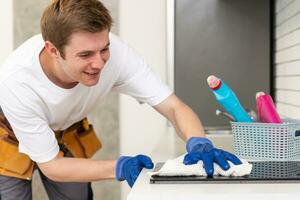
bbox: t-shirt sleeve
[112,41,173,106]
[0,83,59,163]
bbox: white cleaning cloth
[149,155,252,177]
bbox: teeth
[86,72,98,75]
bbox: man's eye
[79,54,90,58]
[101,48,109,52]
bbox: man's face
[58,30,110,87]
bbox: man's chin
[82,79,100,87]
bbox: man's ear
[44,41,61,58]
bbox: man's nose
[91,52,105,69]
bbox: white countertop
[127,128,300,200]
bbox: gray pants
[0,170,93,200]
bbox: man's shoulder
[9,34,43,57]
[109,32,130,55]
[0,34,44,82]
[1,34,43,68]
[108,32,142,68]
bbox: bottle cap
[256,91,265,99]
[207,75,221,90]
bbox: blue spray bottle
[207,75,253,122]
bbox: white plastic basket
[230,120,300,161]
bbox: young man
[0,0,241,199]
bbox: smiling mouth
[84,71,100,76]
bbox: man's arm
[38,153,153,188]
[154,93,242,176]
[153,93,206,141]
[38,154,116,182]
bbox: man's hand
[183,137,242,176]
[116,154,153,187]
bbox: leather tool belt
[0,114,102,180]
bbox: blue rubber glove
[116,154,154,187]
[183,137,242,176]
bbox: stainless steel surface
[205,126,232,134]
[215,109,235,122]
[205,129,232,135]
[175,128,234,154]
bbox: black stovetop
[150,161,300,184]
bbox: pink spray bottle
[256,92,282,124]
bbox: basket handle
[295,130,300,137]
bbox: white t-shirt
[0,33,172,163]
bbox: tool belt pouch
[0,135,34,180]
[77,124,102,158]
[60,120,102,158]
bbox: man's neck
[39,48,77,89]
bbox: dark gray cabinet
[175,0,272,128]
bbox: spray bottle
[256,92,282,123]
[207,75,253,122]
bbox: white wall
[119,0,168,155]
[0,1,13,64]
[275,0,300,118]
[118,0,169,199]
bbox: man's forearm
[154,94,206,141]
[38,157,116,182]
[172,102,206,141]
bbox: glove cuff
[186,137,213,153]
[116,156,131,181]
